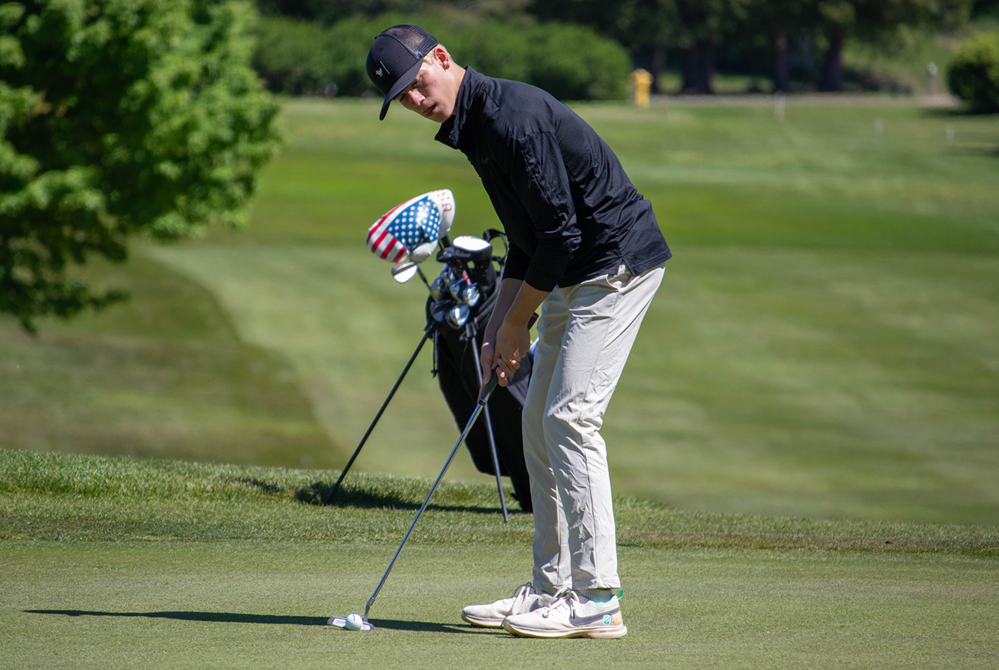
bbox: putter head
[327,614,375,631]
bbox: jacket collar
[435,67,481,150]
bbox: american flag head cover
[367,190,455,263]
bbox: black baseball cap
[367,25,439,120]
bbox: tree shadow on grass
[231,477,529,516]
[25,610,496,635]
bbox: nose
[406,89,425,107]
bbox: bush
[948,32,999,113]
[253,17,333,95]
[251,15,632,102]
[445,20,532,84]
[527,22,630,101]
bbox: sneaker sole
[461,613,505,628]
[502,620,628,639]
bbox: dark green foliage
[972,0,999,17]
[0,0,280,332]
[251,16,332,94]
[948,31,999,111]
[252,14,630,101]
[525,22,631,100]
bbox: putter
[329,314,537,629]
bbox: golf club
[328,313,537,630]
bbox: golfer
[367,24,671,639]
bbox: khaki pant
[524,263,665,593]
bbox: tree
[673,0,750,94]
[615,0,679,93]
[0,0,280,333]
[742,0,818,92]
[815,0,972,91]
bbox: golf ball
[345,613,364,630]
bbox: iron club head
[390,262,419,284]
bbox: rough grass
[2,450,995,557]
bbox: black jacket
[435,68,671,292]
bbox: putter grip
[477,313,538,405]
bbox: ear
[432,46,451,70]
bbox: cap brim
[379,59,423,120]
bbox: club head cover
[366,189,455,264]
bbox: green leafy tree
[948,31,999,112]
[0,0,280,333]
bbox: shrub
[251,15,632,102]
[948,32,999,113]
[446,20,532,84]
[527,22,631,101]
[253,17,333,95]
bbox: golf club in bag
[323,191,533,517]
[329,315,537,631]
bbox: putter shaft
[362,314,536,623]
[364,375,499,622]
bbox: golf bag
[325,192,533,515]
[429,233,534,512]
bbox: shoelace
[507,583,536,611]
[542,588,579,619]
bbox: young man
[367,25,671,639]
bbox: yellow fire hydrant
[629,68,652,108]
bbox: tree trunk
[773,31,789,93]
[682,43,700,93]
[818,25,845,92]
[682,40,715,94]
[650,43,666,94]
[698,38,716,94]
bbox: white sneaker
[502,589,627,639]
[461,583,556,628]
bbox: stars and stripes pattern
[367,193,443,263]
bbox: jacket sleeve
[502,242,531,283]
[504,130,580,292]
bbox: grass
[2,450,997,669]
[0,255,336,469]
[3,97,999,527]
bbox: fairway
[3,96,998,525]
